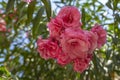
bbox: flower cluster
[37,6,107,73]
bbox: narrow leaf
[81,8,85,28]
[106,1,112,9]
[27,0,36,24]
[41,0,51,21]
[6,0,15,13]
[32,6,44,38]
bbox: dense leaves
[0,0,120,80]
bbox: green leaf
[97,6,103,12]
[6,0,15,13]
[76,0,80,7]
[0,66,10,76]
[106,1,112,9]
[115,14,120,22]
[113,0,119,10]
[61,0,64,3]
[32,6,44,38]
[27,0,36,24]
[41,0,51,21]
[81,8,85,28]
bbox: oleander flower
[57,6,82,28]
[91,24,107,48]
[0,18,6,32]
[73,54,93,73]
[60,28,89,59]
[85,31,98,53]
[57,52,72,66]
[37,37,61,60]
[73,58,89,73]
[47,17,64,39]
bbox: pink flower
[73,54,92,73]
[0,18,6,32]
[23,0,33,3]
[60,28,89,59]
[91,24,107,48]
[73,58,88,73]
[37,37,61,60]
[47,17,64,39]
[57,52,71,66]
[47,6,82,40]
[57,6,82,28]
[85,31,98,53]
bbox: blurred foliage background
[0,0,120,80]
